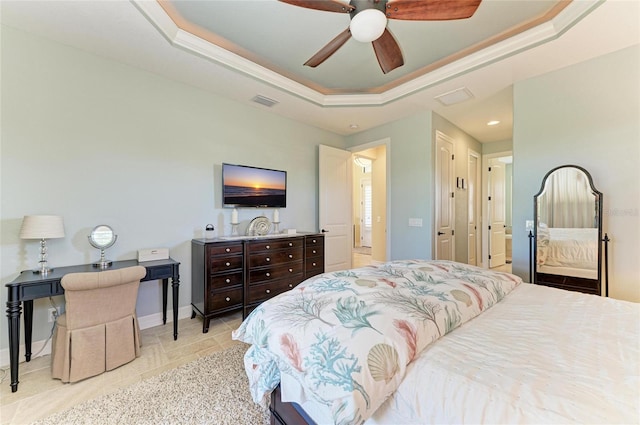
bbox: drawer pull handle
[225,248,230,253]
[312,250,317,254]
[288,254,293,259]
[312,262,317,266]
[288,242,293,246]
[266,289,271,294]
[266,245,270,249]
[225,262,231,267]
[312,239,316,243]
[225,278,231,283]
[288,268,293,273]
[266,272,271,277]
[225,297,231,302]
[266,257,271,262]
[288,284,293,288]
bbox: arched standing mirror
[533,165,605,295]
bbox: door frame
[481,150,512,269]
[468,148,482,265]
[349,138,391,261]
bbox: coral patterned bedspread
[232,260,522,424]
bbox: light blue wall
[512,45,640,302]
[346,112,434,260]
[345,111,480,262]
[0,26,345,348]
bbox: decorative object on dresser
[19,214,66,275]
[246,216,272,236]
[530,165,609,295]
[191,233,324,332]
[205,224,215,239]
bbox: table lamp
[19,215,65,275]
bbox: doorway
[352,143,388,267]
[482,153,513,270]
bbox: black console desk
[5,258,180,393]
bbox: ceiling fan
[279,0,482,74]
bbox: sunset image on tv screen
[223,164,286,207]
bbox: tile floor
[0,311,243,425]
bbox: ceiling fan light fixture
[350,9,387,42]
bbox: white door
[319,145,352,272]
[468,150,481,265]
[435,132,455,261]
[360,178,372,247]
[488,158,506,267]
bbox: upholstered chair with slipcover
[51,265,146,383]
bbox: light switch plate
[408,218,423,227]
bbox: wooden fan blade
[372,28,404,74]
[386,0,482,21]
[278,0,354,13]
[304,28,352,68]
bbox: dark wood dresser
[191,233,324,331]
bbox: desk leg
[161,278,168,325]
[6,299,22,392]
[23,300,34,362]
[172,274,180,341]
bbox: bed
[232,260,639,425]
[536,226,599,279]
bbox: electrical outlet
[48,307,57,323]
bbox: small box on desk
[138,248,169,262]
[285,228,297,234]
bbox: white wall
[512,45,640,302]
[0,26,345,350]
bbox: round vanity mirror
[88,225,117,268]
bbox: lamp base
[33,267,53,275]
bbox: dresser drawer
[209,255,243,273]
[248,261,304,284]
[207,243,243,256]
[305,258,324,278]
[207,287,243,312]
[305,236,323,247]
[246,279,300,304]
[249,249,303,268]
[209,271,243,291]
[246,238,303,253]
[305,244,324,259]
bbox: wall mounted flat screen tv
[222,163,287,208]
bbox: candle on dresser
[231,208,238,224]
[273,209,279,223]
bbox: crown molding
[132,0,602,108]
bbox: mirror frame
[533,165,603,295]
[88,225,117,249]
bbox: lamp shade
[19,215,65,239]
[349,9,387,43]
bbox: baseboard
[0,305,194,368]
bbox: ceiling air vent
[251,95,279,108]
[434,87,474,106]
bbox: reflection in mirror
[533,165,603,295]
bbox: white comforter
[233,260,521,424]
[367,283,640,424]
